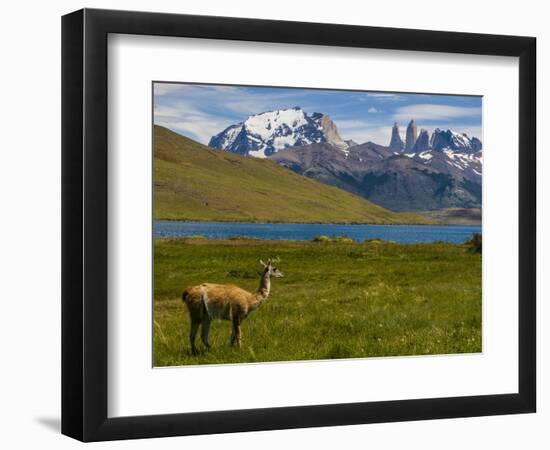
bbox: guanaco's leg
[189,320,200,354]
[231,316,242,347]
[200,316,211,349]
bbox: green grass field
[154,238,481,366]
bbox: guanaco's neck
[254,269,271,305]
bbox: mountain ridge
[154,125,430,224]
[270,139,482,211]
[206,109,482,212]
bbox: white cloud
[154,101,235,144]
[153,84,248,142]
[365,93,404,101]
[153,83,241,97]
[156,119,233,144]
[153,83,316,138]
[393,104,481,122]
[153,83,187,96]
[336,118,482,146]
[153,83,483,147]
[153,105,187,118]
[336,119,392,146]
[155,115,234,144]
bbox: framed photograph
[61,8,536,442]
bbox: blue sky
[153,82,482,146]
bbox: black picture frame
[61,8,536,442]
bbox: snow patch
[443,149,456,160]
[211,107,346,157]
[244,108,308,141]
[248,147,267,158]
[418,151,433,161]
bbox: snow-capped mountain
[209,110,483,211]
[429,128,482,152]
[208,107,348,157]
[400,128,483,182]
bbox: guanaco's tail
[182,286,210,318]
[182,289,190,303]
[198,285,211,318]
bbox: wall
[0,0,546,448]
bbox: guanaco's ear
[259,259,266,267]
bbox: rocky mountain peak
[430,128,481,152]
[320,114,348,150]
[412,129,430,152]
[471,137,483,151]
[389,122,404,151]
[405,119,418,151]
[209,107,348,157]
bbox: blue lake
[153,221,481,244]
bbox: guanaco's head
[259,258,284,278]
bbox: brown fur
[182,259,283,353]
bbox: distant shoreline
[153,218,480,227]
[152,236,473,245]
[415,207,482,226]
[153,221,481,245]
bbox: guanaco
[182,258,284,353]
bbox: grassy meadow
[153,238,481,366]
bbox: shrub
[365,238,383,244]
[331,236,354,244]
[228,235,258,241]
[466,233,482,253]
[312,235,330,243]
[312,235,354,244]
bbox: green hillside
[153,125,430,224]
